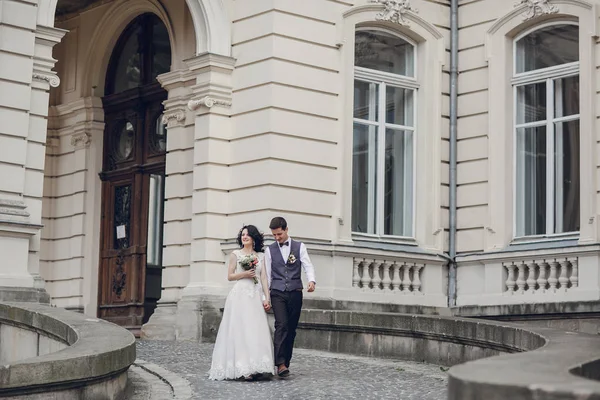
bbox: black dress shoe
[277,367,289,377]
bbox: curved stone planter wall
[296,309,600,400]
[0,302,136,399]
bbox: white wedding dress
[208,250,275,380]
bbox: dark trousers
[271,289,303,368]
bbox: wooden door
[98,13,170,334]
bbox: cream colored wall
[41,0,197,312]
[33,0,600,319]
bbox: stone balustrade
[504,257,578,294]
[352,258,425,294]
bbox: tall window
[514,24,580,238]
[352,30,416,237]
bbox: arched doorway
[98,13,171,334]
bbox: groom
[264,216,316,377]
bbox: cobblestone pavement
[136,340,448,400]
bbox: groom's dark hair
[269,216,287,230]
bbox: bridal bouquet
[239,254,259,284]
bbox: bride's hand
[262,300,271,312]
[242,269,256,280]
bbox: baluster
[360,260,372,290]
[516,262,527,294]
[381,262,392,291]
[352,259,361,288]
[412,264,423,294]
[548,260,559,292]
[391,263,402,291]
[526,262,537,294]
[570,258,579,288]
[558,259,570,292]
[536,261,548,293]
[505,263,516,293]
[402,264,412,293]
[372,260,382,290]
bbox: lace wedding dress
[208,250,275,380]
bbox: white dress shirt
[264,237,316,290]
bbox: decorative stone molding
[369,0,418,26]
[46,136,60,149]
[32,73,60,88]
[71,132,91,149]
[161,110,186,127]
[187,96,232,111]
[515,0,559,20]
[0,199,30,224]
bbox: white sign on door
[116,225,126,239]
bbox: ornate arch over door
[98,13,171,334]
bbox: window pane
[147,174,165,266]
[355,30,414,77]
[386,86,414,127]
[112,24,142,94]
[554,120,580,233]
[554,75,579,118]
[352,123,378,234]
[515,24,578,73]
[516,126,547,236]
[516,82,546,124]
[384,129,413,236]
[354,80,379,121]
[151,17,172,81]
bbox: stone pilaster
[142,69,195,340]
[0,0,65,302]
[174,53,235,341]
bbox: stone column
[175,53,235,341]
[142,69,195,340]
[0,0,65,302]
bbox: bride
[208,225,275,381]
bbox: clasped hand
[243,268,256,279]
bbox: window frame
[351,28,419,240]
[511,21,581,241]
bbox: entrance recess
[98,13,171,334]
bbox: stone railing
[456,245,599,307]
[0,302,135,399]
[352,258,425,294]
[504,256,578,294]
[295,309,600,400]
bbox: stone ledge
[0,302,135,398]
[296,309,600,400]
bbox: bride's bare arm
[259,258,270,303]
[227,252,254,281]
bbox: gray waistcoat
[270,240,302,291]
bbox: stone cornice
[157,69,196,89]
[184,52,236,73]
[49,97,103,118]
[35,25,68,45]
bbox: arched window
[352,29,416,237]
[105,13,171,95]
[513,23,580,237]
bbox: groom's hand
[263,300,271,312]
[307,281,315,292]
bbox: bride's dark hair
[236,225,265,253]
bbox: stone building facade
[0,0,598,339]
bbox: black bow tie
[279,241,289,247]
